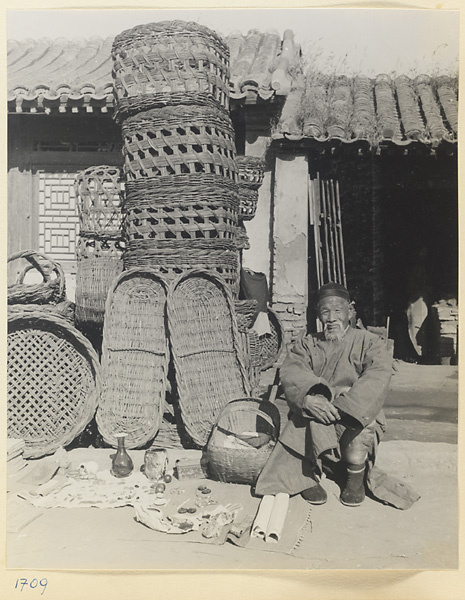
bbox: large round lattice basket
[7,312,101,458]
[206,398,280,484]
[8,250,66,306]
[112,20,230,120]
[74,165,124,235]
[122,105,237,181]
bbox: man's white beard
[324,323,344,341]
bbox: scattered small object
[174,457,208,480]
[155,483,166,494]
[153,497,169,507]
[198,485,207,491]
[201,488,211,495]
[110,433,134,478]
[178,507,188,514]
[143,447,169,481]
[187,507,197,514]
[163,473,172,483]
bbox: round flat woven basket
[123,174,239,242]
[112,20,230,118]
[8,312,100,458]
[74,165,124,236]
[8,301,75,325]
[206,398,280,485]
[97,269,170,448]
[122,105,237,181]
[75,235,124,328]
[167,269,251,447]
[8,250,66,306]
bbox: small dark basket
[8,250,66,306]
[206,397,280,485]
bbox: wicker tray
[75,235,124,328]
[123,238,240,295]
[206,398,280,484]
[8,250,66,305]
[122,106,237,181]
[75,165,124,236]
[167,269,251,447]
[7,312,100,458]
[97,269,170,448]
[123,174,239,242]
[112,20,230,118]
[8,301,75,325]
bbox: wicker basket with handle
[7,311,100,458]
[112,20,230,120]
[8,250,66,306]
[97,269,170,449]
[122,106,237,181]
[206,397,280,484]
[167,269,251,447]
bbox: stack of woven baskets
[112,20,240,295]
[74,165,125,331]
[236,155,266,252]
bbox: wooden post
[335,180,347,288]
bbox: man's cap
[317,282,350,303]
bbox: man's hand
[302,394,341,424]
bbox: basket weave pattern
[237,156,265,222]
[8,312,100,458]
[206,398,280,484]
[8,251,66,306]
[122,106,237,181]
[75,165,124,235]
[167,270,250,447]
[97,269,170,448]
[112,20,230,117]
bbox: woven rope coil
[123,239,240,294]
[206,398,280,484]
[8,311,100,458]
[167,269,251,447]
[74,165,124,235]
[8,250,66,305]
[122,106,237,181]
[97,269,170,449]
[112,20,230,117]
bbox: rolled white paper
[265,493,289,543]
[251,495,275,539]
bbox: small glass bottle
[111,433,134,478]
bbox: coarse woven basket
[97,269,170,448]
[8,301,75,325]
[74,165,124,236]
[8,250,66,306]
[112,20,230,120]
[206,398,280,484]
[123,238,240,295]
[234,299,258,332]
[7,311,100,459]
[123,174,239,242]
[121,106,237,181]
[75,235,124,328]
[167,269,251,447]
[258,308,285,370]
[238,186,259,221]
[236,156,266,187]
[235,222,250,249]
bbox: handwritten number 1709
[15,579,48,595]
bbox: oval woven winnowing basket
[123,239,240,296]
[123,174,239,243]
[8,250,66,305]
[74,165,124,236]
[112,20,230,119]
[121,106,237,182]
[167,269,251,447]
[206,398,280,485]
[259,308,285,371]
[97,269,170,449]
[7,312,100,459]
[75,235,124,328]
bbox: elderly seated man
[255,282,419,509]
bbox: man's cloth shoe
[340,463,366,507]
[301,483,327,505]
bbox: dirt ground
[7,363,459,570]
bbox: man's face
[318,296,350,341]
